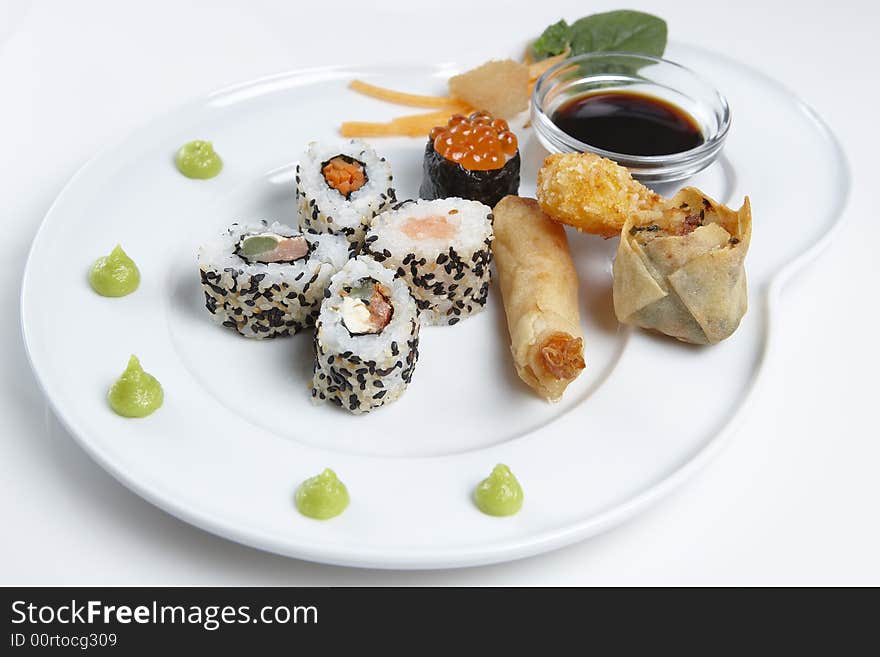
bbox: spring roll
[493,196,585,402]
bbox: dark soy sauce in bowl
[551,91,704,156]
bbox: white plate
[20,44,848,569]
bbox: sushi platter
[20,25,848,567]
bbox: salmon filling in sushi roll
[312,256,420,414]
[198,221,349,338]
[364,198,494,326]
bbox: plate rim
[19,49,851,569]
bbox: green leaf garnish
[569,10,667,58]
[531,19,571,60]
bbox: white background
[1,0,877,585]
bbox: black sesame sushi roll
[295,140,395,251]
[419,111,520,208]
[363,198,493,326]
[312,256,420,414]
[198,221,349,339]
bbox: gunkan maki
[419,111,520,208]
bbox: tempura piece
[493,196,585,401]
[613,188,751,344]
[536,152,663,237]
[448,59,530,119]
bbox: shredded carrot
[390,109,464,127]
[343,79,473,137]
[349,80,460,109]
[340,107,473,139]
[341,121,434,139]
[343,50,571,138]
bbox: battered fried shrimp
[536,152,663,237]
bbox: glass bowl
[531,52,731,184]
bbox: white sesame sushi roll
[295,140,395,251]
[363,198,494,326]
[312,256,420,414]
[198,221,349,339]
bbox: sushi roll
[419,111,520,208]
[295,140,395,250]
[363,198,493,326]
[198,221,349,339]
[312,256,420,414]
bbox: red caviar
[430,111,518,171]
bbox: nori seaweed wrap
[419,111,520,207]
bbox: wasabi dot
[88,245,140,297]
[175,140,223,179]
[108,355,163,418]
[474,464,523,517]
[295,468,349,520]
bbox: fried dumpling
[612,188,751,345]
[536,152,664,238]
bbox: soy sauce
[552,91,704,156]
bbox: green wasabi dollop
[295,468,349,520]
[474,464,523,517]
[175,140,223,179]
[88,245,140,297]
[108,355,163,418]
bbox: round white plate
[21,43,848,569]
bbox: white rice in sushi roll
[363,198,494,326]
[198,221,349,338]
[295,140,395,250]
[312,256,420,414]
